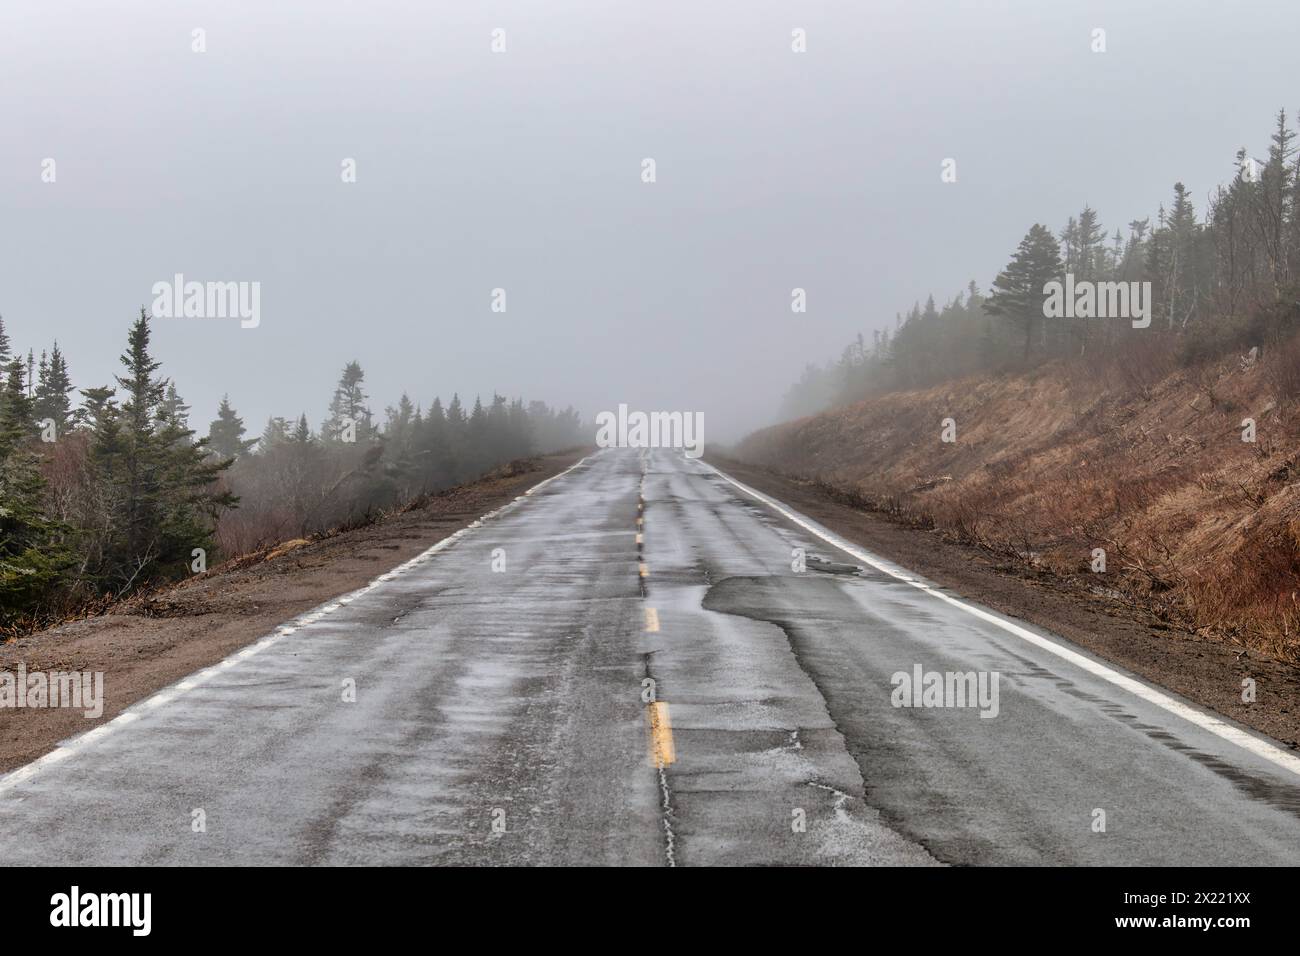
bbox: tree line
[0,310,585,629]
[782,109,1300,418]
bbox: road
[3,448,1300,865]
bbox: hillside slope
[737,342,1300,661]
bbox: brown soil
[0,451,586,774]
[735,345,1300,661]
[711,454,1300,753]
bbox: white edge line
[0,453,593,795]
[701,460,1300,780]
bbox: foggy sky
[2,0,1297,443]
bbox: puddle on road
[701,574,866,626]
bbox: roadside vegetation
[783,110,1300,419]
[754,109,1300,660]
[0,310,585,633]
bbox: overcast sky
[2,0,1298,442]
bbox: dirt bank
[736,345,1300,662]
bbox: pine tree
[77,386,118,431]
[1289,109,1300,282]
[1146,186,1204,330]
[1258,108,1296,291]
[446,393,465,430]
[260,416,290,450]
[0,359,33,439]
[382,393,418,494]
[279,413,323,532]
[1076,206,1104,279]
[158,382,192,441]
[207,395,257,459]
[33,341,74,436]
[466,396,488,479]
[322,361,372,443]
[418,396,455,489]
[0,359,67,621]
[91,310,235,593]
[984,224,1064,359]
[383,393,415,451]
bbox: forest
[781,110,1300,419]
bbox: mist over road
[2,449,1298,865]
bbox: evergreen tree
[381,393,418,493]
[1258,108,1296,291]
[0,358,33,438]
[383,393,415,452]
[33,341,74,436]
[207,395,257,459]
[91,310,234,593]
[466,396,488,478]
[418,396,455,488]
[158,382,192,440]
[322,361,372,443]
[0,360,67,621]
[260,416,290,450]
[984,224,1064,359]
[77,385,117,431]
[292,413,312,444]
[1075,205,1104,280]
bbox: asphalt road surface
[3,448,1300,865]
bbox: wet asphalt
[2,448,1298,865]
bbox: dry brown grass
[739,336,1300,660]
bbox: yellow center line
[645,607,660,632]
[639,562,648,578]
[635,532,643,546]
[649,701,675,767]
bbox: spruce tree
[261,416,290,449]
[33,341,74,436]
[158,382,192,441]
[984,224,1064,359]
[92,310,235,593]
[77,385,118,432]
[207,395,257,459]
[322,361,372,443]
[0,359,66,621]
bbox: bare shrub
[1262,332,1300,405]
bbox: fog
[2,0,1297,442]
